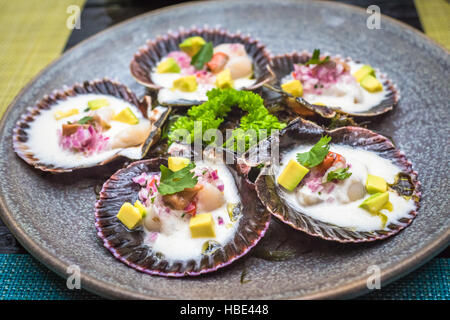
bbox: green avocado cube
[179,36,206,57]
[360,75,383,93]
[87,98,110,110]
[366,174,388,194]
[353,65,375,83]
[277,159,309,191]
[156,57,181,73]
[215,69,234,89]
[359,192,389,214]
[172,75,198,92]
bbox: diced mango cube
[366,174,388,194]
[359,192,389,214]
[353,65,375,83]
[112,107,139,124]
[281,79,303,97]
[134,200,147,217]
[54,108,79,120]
[156,57,181,73]
[360,75,383,93]
[277,159,309,191]
[87,98,110,110]
[179,36,206,57]
[168,157,190,172]
[172,75,198,92]
[215,69,234,89]
[116,202,142,229]
[189,213,216,238]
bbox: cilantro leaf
[191,42,213,70]
[157,162,198,195]
[327,167,352,182]
[77,116,94,124]
[304,49,330,66]
[296,135,331,168]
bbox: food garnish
[157,162,198,196]
[326,167,352,182]
[303,49,330,66]
[296,135,331,168]
[190,41,213,70]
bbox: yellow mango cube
[277,159,309,191]
[281,80,303,97]
[189,213,216,238]
[134,200,147,217]
[112,107,139,125]
[87,98,109,110]
[172,75,198,92]
[168,157,190,172]
[116,202,142,229]
[366,174,388,194]
[215,69,234,89]
[54,108,79,120]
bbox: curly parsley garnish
[157,162,198,195]
[327,167,352,182]
[304,49,330,66]
[191,42,213,70]
[296,135,331,168]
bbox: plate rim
[0,0,449,300]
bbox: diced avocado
[116,202,142,229]
[281,80,303,97]
[313,102,326,106]
[379,213,388,228]
[168,157,190,172]
[277,159,309,191]
[359,192,389,214]
[383,201,393,212]
[134,200,147,218]
[189,213,216,238]
[172,75,198,92]
[179,36,206,57]
[112,107,139,124]
[360,75,383,93]
[353,65,376,83]
[215,69,234,89]
[54,108,79,120]
[156,57,181,73]
[366,174,388,194]
[87,98,110,110]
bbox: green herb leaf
[76,116,93,124]
[327,167,352,182]
[157,162,198,195]
[296,135,331,168]
[304,49,330,66]
[191,42,213,70]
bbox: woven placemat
[0,254,448,300]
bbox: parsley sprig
[296,136,331,168]
[157,162,198,195]
[191,42,213,70]
[304,49,330,66]
[326,167,352,182]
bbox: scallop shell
[94,148,271,276]
[13,78,171,173]
[129,26,273,106]
[265,51,400,118]
[246,118,420,243]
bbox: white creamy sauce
[152,72,256,104]
[276,145,415,231]
[282,61,388,113]
[25,93,149,169]
[146,159,241,261]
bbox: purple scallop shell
[249,118,420,243]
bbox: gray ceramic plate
[0,0,448,299]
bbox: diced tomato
[207,52,229,73]
[316,151,345,172]
[184,201,197,216]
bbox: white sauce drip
[24,94,149,169]
[282,61,388,113]
[146,159,241,261]
[276,145,415,231]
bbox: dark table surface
[0,0,447,300]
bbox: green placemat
[415,0,450,50]
[0,254,448,300]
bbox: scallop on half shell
[265,51,400,119]
[129,26,273,107]
[243,118,420,243]
[13,78,171,173]
[94,148,271,276]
